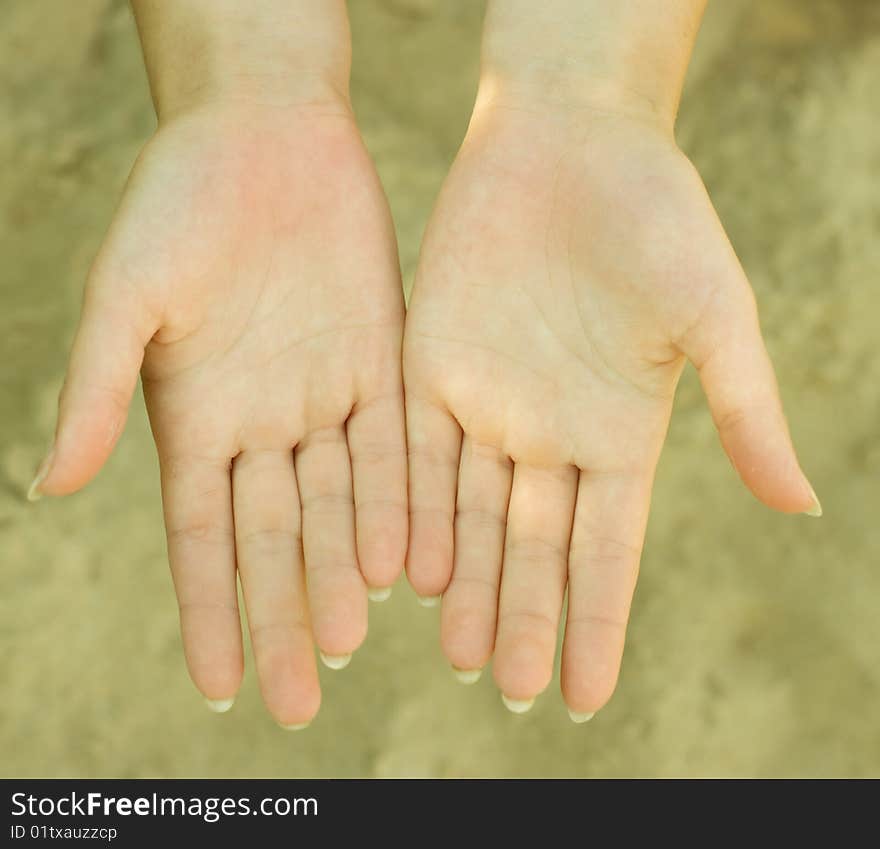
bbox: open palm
[39,104,407,727]
[404,103,817,717]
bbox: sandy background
[1,0,878,777]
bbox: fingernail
[279,721,310,731]
[804,487,823,518]
[367,586,392,603]
[501,694,535,714]
[417,595,441,608]
[453,666,482,685]
[568,709,595,724]
[204,697,235,714]
[27,445,55,502]
[319,651,352,670]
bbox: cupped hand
[34,102,408,727]
[403,99,818,718]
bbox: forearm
[131,0,352,120]
[480,0,707,127]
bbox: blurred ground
[1,0,878,777]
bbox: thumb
[680,284,821,517]
[28,270,158,500]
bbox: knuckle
[237,526,299,551]
[502,606,559,636]
[249,618,310,650]
[177,599,239,617]
[300,492,352,513]
[167,521,234,548]
[570,535,642,570]
[505,535,568,567]
[455,506,506,534]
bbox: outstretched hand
[32,103,408,728]
[403,99,818,718]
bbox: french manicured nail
[568,709,595,724]
[501,694,535,714]
[367,586,392,602]
[417,595,440,608]
[319,652,352,670]
[804,487,822,518]
[204,697,235,714]
[279,722,310,732]
[453,667,482,685]
[27,446,55,502]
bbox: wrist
[478,0,706,130]
[132,0,352,121]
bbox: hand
[32,102,408,727]
[403,99,818,717]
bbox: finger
[233,449,320,727]
[295,426,367,661]
[347,392,408,595]
[441,436,513,677]
[680,280,820,516]
[404,396,462,600]
[561,469,652,719]
[31,273,159,499]
[160,453,243,705]
[494,463,578,708]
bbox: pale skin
[404,0,820,718]
[30,1,409,728]
[30,0,819,726]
